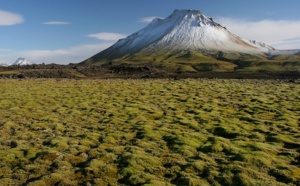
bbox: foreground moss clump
[0,79,299,185]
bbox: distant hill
[0,62,9,67]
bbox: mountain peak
[172,9,202,14]
[168,9,216,27]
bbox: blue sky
[1,0,300,64]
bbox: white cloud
[1,43,113,65]
[0,10,24,26]
[138,16,162,23]
[87,32,127,41]
[216,17,300,49]
[0,48,13,52]
[43,21,71,25]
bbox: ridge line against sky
[1,0,300,65]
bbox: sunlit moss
[0,79,299,185]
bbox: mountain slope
[81,10,300,72]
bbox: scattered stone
[17,74,25,79]
[80,152,88,160]
[10,141,18,148]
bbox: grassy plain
[85,49,300,73]
[0,79,299,185]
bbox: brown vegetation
[0,63,299,79]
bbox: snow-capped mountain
[83,9,274,64]
[11,57,34,66]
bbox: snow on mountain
[11,57,34,66]
[94,9,272,60]
[244,40,275,52]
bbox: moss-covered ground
[0,79,299,185]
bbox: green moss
[0,79,299,185]
[0,70,20,75]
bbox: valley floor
[1,64,300,80]
[0,79,299,185]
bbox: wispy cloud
[0,10,24,26]
[87,32,127,41]
[43,21,71,25]
[0,43,113,65]
[271,38,300,50]
[16,43,113,64]
[0,48,13,52]
[216,17,300,49]
[138,16,163,23]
